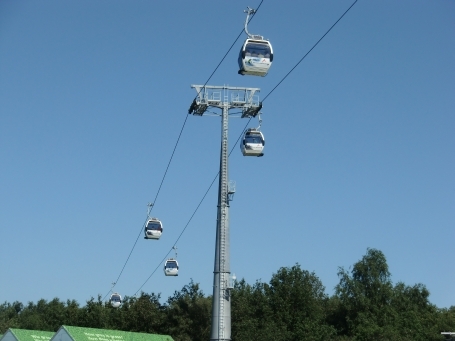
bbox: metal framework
[189,85,261,341]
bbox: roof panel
[60,326,173,341]
[8,329,55,341]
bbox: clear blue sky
[1,0,454,309]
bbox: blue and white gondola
[110,293,122,308]
[164,259,179,276]
[241,128,265,157]
[238,38,273,77]
[238,7,273,77]
[144,218,163,240]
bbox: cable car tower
[188,85,261,341]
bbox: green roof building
[51,326,173,341]
[1,329,54,341]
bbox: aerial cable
[101,115,189,300]
[132,117,253,295]
[262,0,358,102]
[101,115,189,302]
[131,0,360,294]
[102,0,265,300]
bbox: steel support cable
[262,0,358,102]
[131,0,359,295]
[102,1,264,301]
[102,114,190,301]
[133,118,252,295]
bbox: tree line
[1,249,454,341]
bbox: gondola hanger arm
[243,7,262,40]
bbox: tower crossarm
[189,85,261,115]
[241,101,262,118]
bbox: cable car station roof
[51,326,173,341]
[1,329,54,341]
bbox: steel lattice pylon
[189,85,261,341]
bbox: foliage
[1,249,454,341]
[266,264,336,341]
[334,248,395,340]
[121,292,164,333]
[231,279,276,341]
[333,248,451,341]
[163,280,211,341]
[0,301,23,331]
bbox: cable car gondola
[241,128,265,157]
[238,7,273,77]
[238,39,273,77]
[164,258,179,276]
[110,292,122,308]
[144,217,163,240]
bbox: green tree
[231,279,276,341]
[0,301,22,332]
[80,296,110,329]
[63,299,83,327]
[391,282,445,341]
[164,280,211,341]
[13,298,82,331]
[335,248,395,340]
[437,306,455,339]
[121,292,165,333]
[16,299,52,331]
[267,264,335,341]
